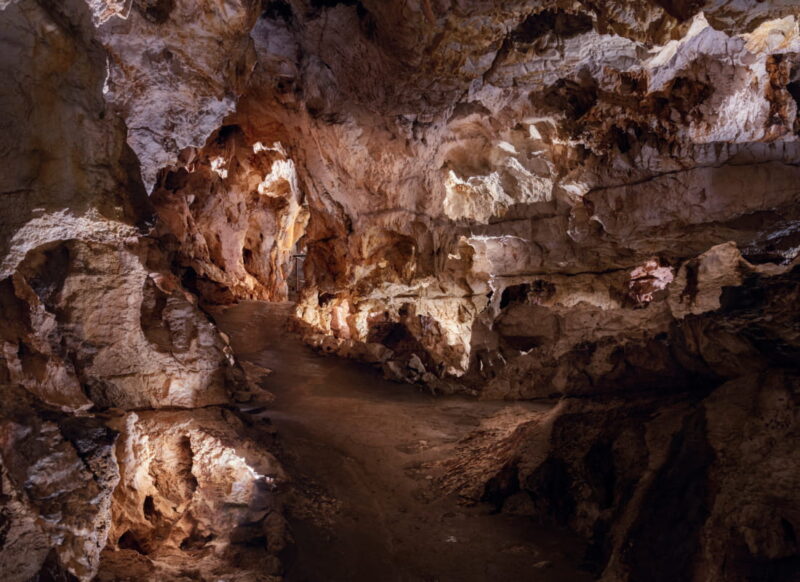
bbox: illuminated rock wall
[1,0,798,580]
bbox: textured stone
[99,408,286,582]
[210,3,800,397]
[0,2,281,579]
[90,0,260,192]
[3,0,800,580]
[152,129,308,302]
[0,384,119,580]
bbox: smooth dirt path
[211,301,591,582]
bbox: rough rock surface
[98,408,287,582]
[259,5,800,394]
[0,384,119,580]
[152,127,308,303]
[0,1,284,580]
[2,0,800,580]
[89,0,261,192]
[212,2,800,579]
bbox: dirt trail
[211,301,591,582]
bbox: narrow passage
[211,301,591,582]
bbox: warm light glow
[210,157,228,179]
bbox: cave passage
[3,1,800,581]
[210,301,591,582]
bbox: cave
[1,1,799,581]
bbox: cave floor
[211,301,591,582]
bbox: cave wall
[220,2,800,579]
[1,0,799,580]
[151,126,308,303]
[239,2,800,394]
[0,2,285,580]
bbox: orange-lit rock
[2,0,799,580]
[0,2,283,579]
[99,408,287,582]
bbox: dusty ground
[211,301,591,582]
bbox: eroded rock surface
[0,1,284,580]
[98,408,287,582]
[152,127,308,303]
[205,2,800,579]
[0,384,119,580]
[89,0,260,191]
[2,0,800,580]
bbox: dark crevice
[481,462,520,512]
[135,0,176,24]
[511,9,594,44]
[118,530,147,555]
[263,0,293,22]
[652,0,706,22]
[143,495,157,521]
[623,410,715,582]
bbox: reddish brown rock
[2,0,800,580]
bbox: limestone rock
[89,0,260,191]
[4,0,800,580]
[209,3,800,399]
[100,408,286,582]
[0,384,119,580]
[0,2,283,579]
[152,128,308,303]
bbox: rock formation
[0,2,284,580]
[1,0,799,580]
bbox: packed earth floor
[211,301,592,582]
